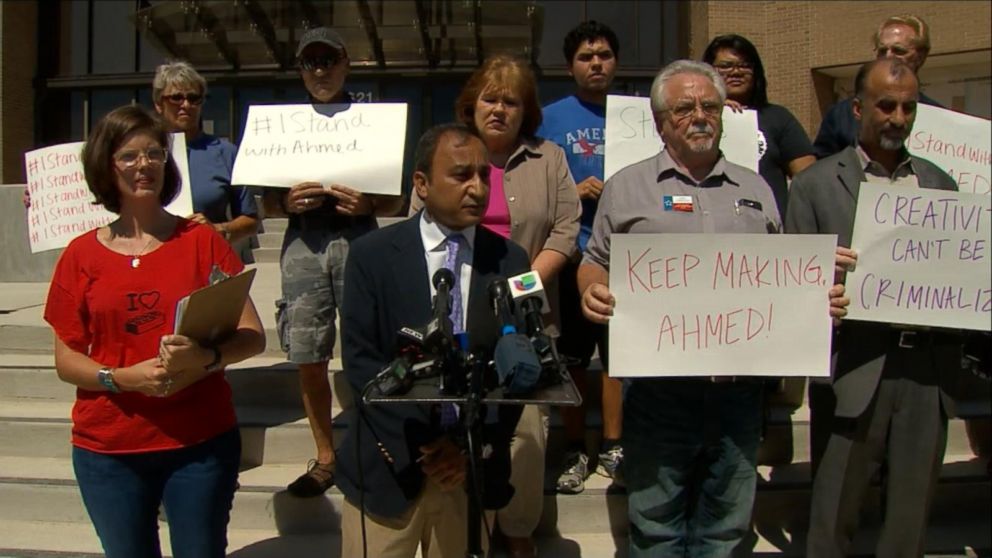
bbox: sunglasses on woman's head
[163,93,204,105]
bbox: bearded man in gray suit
[787,58,965,557]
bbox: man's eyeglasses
[665,101,723,120]
[114,148,169,169]
[299,56,341,72]
[712,61,754,74]
[162,93,204,106]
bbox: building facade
[1,0,989,185]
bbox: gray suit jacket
[786,146,963,417]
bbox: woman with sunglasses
[152,61,260,260]
[44,105,265,557]
[703,34,816,218]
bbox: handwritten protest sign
[24,134,193,253]
[846,182,991,330]
[608,234,837,377]
[231,103,407,195]
[909,105,991,195]
[604,95,760,181]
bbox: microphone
[423,268,456,352]
[488,279,519,336]
[488,278,542,395]
[507,271,550,315]
[508,271,551,339]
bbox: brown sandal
[287,459,335,497]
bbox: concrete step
[1,359,988,469]
[257,232,284,249]
[252,247,282,264]
[264,218,288,234]
[0,519,344,558]
[0,456,987,557]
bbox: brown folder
[174,268,257,345]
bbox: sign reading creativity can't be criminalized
[847,182,991,331]
[608,234,837,378]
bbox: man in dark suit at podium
[335,123,531,557]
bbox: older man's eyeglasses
[162,93,204,106]
[299,55,341,72]
[114,148,169,169]
[666,101,723,120]
[712,61,754,74]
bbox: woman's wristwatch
[205,347,223,373]
[97,367,120,393]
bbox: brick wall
[691,1,992,137]
[1,1,38,184]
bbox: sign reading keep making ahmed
[608,233,837,378]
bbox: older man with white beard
[577,60,850,558]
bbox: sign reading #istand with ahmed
[231,103,407,195]
[24,135,193,253]
[603,95,761,181]
[909,104,991,196]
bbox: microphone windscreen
[433,267,455,289]
[493,333,543,395]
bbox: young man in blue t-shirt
[537,20,623,494]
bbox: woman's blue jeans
[72,428,241,558]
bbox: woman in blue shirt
[152,62,259,253]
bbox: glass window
[90,89,136,130]
[535,0,584,69]
[92,0,137,74]
[201,86,233,140]
[379,81,423,197]
[70,91,87,141]
[69,1,90,75]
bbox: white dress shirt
[419,212,475,333]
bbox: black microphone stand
[364,347,581,557]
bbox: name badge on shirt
[663,195,694,212]
[734,199,763,214]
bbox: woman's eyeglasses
[162,93,204,106]
[712,61,754,74]
[114,148,169,169]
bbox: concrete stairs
[0,244,989,557]
[0,352,989,557]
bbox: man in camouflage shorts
[264,27,404,497]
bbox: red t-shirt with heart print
[44,219,243,453]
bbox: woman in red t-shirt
[44,105,265,558]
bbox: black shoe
[287,459,335,497]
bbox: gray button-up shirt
[584,149,782,270]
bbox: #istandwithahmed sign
[24,134,193,253]
[603,94,760,182]
[231,103,407,195]
[608,233,837,378]
[909,104,991,196]
[846,182,991,331]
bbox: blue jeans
[72,428,241,558]
[624,379,762,558]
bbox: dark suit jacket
[335,214,531,519]
[786,146,963,418]
[812,93,942,159]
